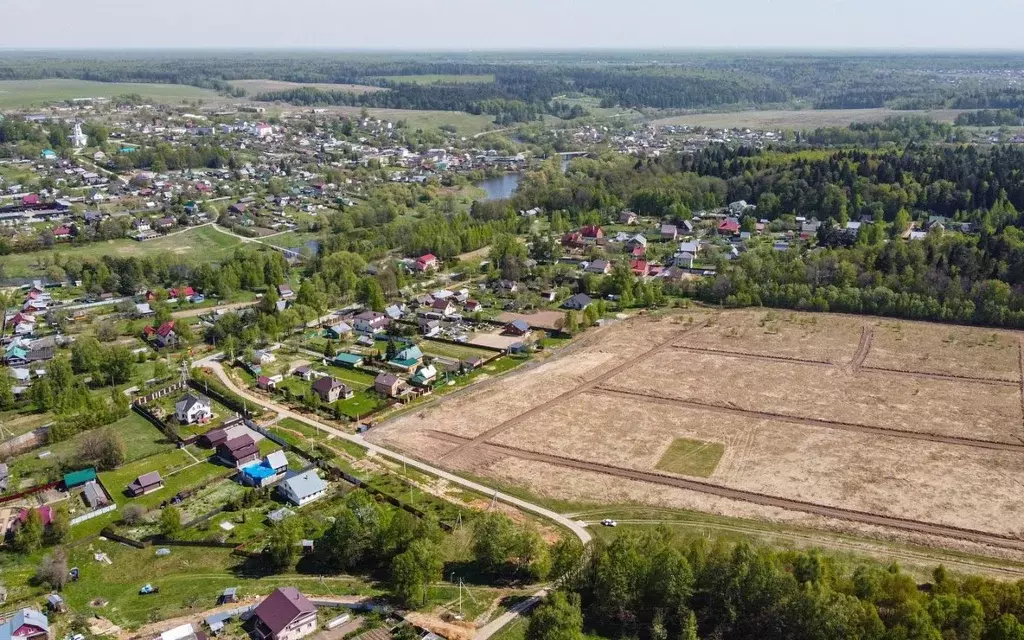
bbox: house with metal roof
[82,481,109,508]
[388,345,423,371]
[0,609,49,640]
[252,588,317,640]
[277,471,327,507]
[63,468,96,490]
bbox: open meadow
[229,79,383,94]
[0,79,221,108]
[2,226,244,278]
[368,309,1024,558]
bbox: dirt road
[426,430,1024,552]
[172,301,256,319]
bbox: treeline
[534,529,1024,640]
[799,116,961,146]
[955,109,1024,127]
[103,143,234,171]
[9,52,1024,112]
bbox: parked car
[600,519,617,527]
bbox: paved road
[192,356,590,639]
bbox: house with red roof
[414,253,438,272]
[581,225,604,240]
[169,286,195,300]
[718,218,741,235]
[144,321,177,348]
[52,225,72,240]
[561,231,586,249]
[21,194,39,206]
[630,259,650,276]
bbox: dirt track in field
[438,319,710,461]
[428,430,1024,552]
[587,387,1024,453]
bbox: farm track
[670,338,1016,387]
[850,326,874,372]
[589,386,1024,453]
[1019,338,1024,431]
[668,344,834,367]
[859,365,1018,387]
[427,430,1024,552]
[438,322,709,461]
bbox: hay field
[231,79,384,94]
[368,309,1024,553]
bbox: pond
[473,173,522,201]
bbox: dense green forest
[6,52,1024,112]
[511,143,1024,328]
[532,529,1024,640]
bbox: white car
[600,519,617,527]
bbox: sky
[3,0,1024,50]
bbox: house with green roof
[63,468,97,489]
[388,345,423,372]
[333,352,364,368]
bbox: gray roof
[1,609,49,640]
[83,481,107,507]
[176,393,210,413]
[280,471,326,502]
[265,451,288,470]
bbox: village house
[310,377,353,403]
[374,372,405,398]
[660,224,678,241]
[585,259,611,274]
[563,293,592,310]
[127,471,164,497]
[240,451,288,488]
[503,319,530,336]
[389,345,423,371]
[430,297,456,316]
[618,210,638,225]
[175,393,212,425]
[0,610,49,640]
[251,588,318,640]
[217,435,260,468]
[409,364,438,387]
[277,471,327,507]
[323,322,352,339]
[413,253,438,272]
[352,311,388,335]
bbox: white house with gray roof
[277,471,327,507]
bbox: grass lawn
[0,79,222,108]
[98,449,228,511]
[59,541,379,629]
[377,74,496,85]
[2,226,245,278]
[5,412,173,489]
[336,391,385,420]
[655,438,725,478]
[323,365,376,390]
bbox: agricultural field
[231,79,384,94]
[376,74,496,84]
[1,225,244,278]
[649,108,967,130]
[368,309,1024,559]
[0,79,221,108]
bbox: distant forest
[5,52,1024,116]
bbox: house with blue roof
[240,451,289,488]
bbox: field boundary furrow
[438,322,709,461]
[850,326,874,372]
[668,344,834,367]
[588,386,1024,453]
[425,430,1024,551]
[1019,338,1024,429]
[858,365,1018,387]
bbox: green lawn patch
[1,226,244,278]
[419,340,493,361]
[655,438,725,478]
[0,79,221,108]
[377,74,495,85]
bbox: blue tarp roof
[241,463,276,479]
